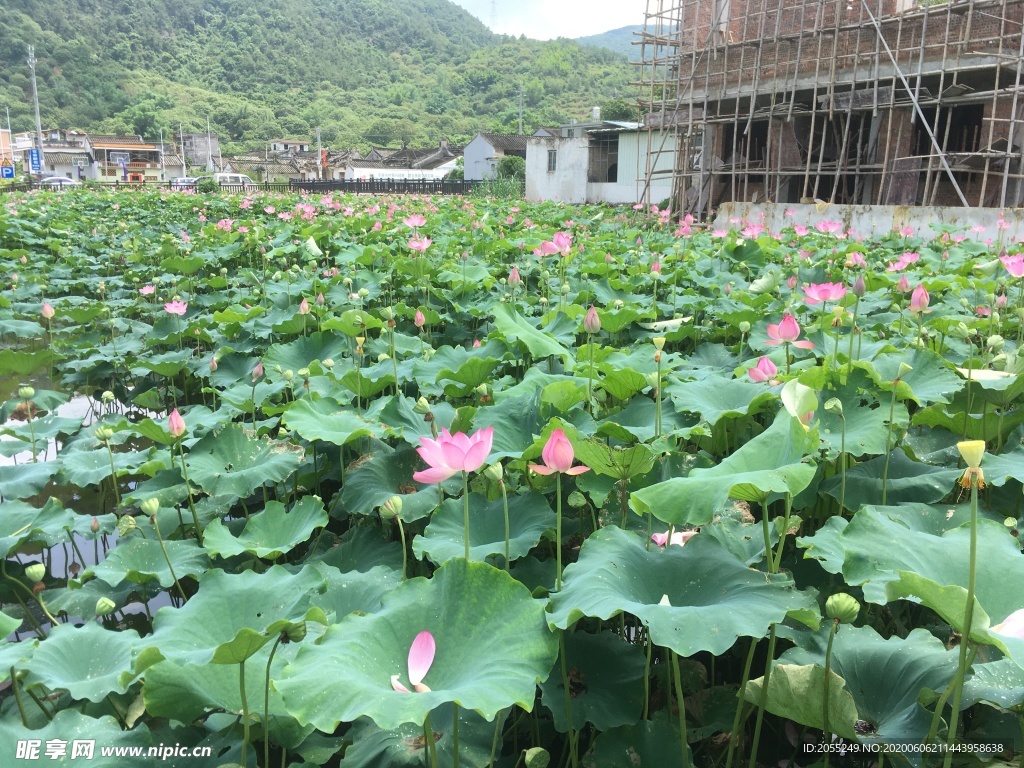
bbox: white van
[212,173,256,188]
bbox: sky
[449,0,648,40]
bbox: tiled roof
[480,133,528,152]
[87,134,145,145]
[44,150,91,165]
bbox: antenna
[490,0,497,30]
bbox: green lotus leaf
[596,366,648,401]
[91,537,210,588]
[413,491,555,565]
[582,717,688,768]
[58,447,151,487]
[858,347,965,405]
[0,461,58,500]
[0,710,154,766]
[185,424,304,499]
[493,304,572,361]
[202,495,328,559]
[0,609,21,639]
[305,562,401,621]
[341,443,457,522]
[130,348,192,377]
[24,622,140,703]
[548,527,819,655]
[742,664,859,740]
[277,559,558,732]
[143,648,314,750]
[539,630,646,732]
[818,450,960,509]
[0,348,56,376]
[472,392,544,460]
[962,658,1024,709]
[816,374,910,458]
[263,332,352,373]
[0,498,77,557]
[779,626,958,750]
[283,397,385,446]
[340,705,496,768]
[46,577,158,621]
[666,376,777,425]
[436,356,500,398]
[135,565,328,670]
[317,525,404,574]
[631,412,817,527]
[596,396,697,443]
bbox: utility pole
[27,46,45,175]
[491,0,497,29]
[206,116,214,172]
[518,82,524,135]
[316,126,322,180]
[159,127,165,180]
[4,106,11,165]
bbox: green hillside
[0,0,633,151]
[576,25,644,62]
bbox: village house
[463,133,528,180]
[344,140,462,180]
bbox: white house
[463,133,527,181]
[526,122,676,205]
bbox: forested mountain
[576,26,644,62]
[0,0,632,151]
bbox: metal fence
[2,178,484,196]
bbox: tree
[601,98,636,122]
[496,155,525,181]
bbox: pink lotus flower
[815,220,844,234]
[403,214,427,228]
[909,284,930,313]
[209,356,218,372]
[167,408,186,439]
[651,261,661,275]
[41,302,54,320]
[408,236,432,253]
[529,429,590,476]
[372,220,383,231]
[651,530,698,547]
[412,426,494,484]
[252,361,264,381]
[1001,254,1024,278]
[992,609,1024,641]
[391,630,435,693]
[766,315,814,349]
[164,300,188,316]
[139,285,155,296]
[897,274,911,293]
[552,231,572,255]
[803,282,847,305]
[748,356,778,383]
[845,253,867,268]
[298,298,310,315]
[414,309,426,328]
[508,266,521,289]
[583,306,601,335]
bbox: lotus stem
[28,410,37,463]
[881,384,898,506]
[655,355,663,439]
[102,439,121,507]
[555,473,563,591]
[151,515,187,602]
[587,336,595,417]
[747,625,778,768]
[772,494,793,573]
[264,633,285,768]
[397,518,408,581]
[488,708,506,767]
[499,479,510,571]
[452,702,460,768]
[239,660,250,768]
[942,474,980,766]
[463,471,471,561]
[671,651,690,767]
[424,710,439,768]
[725,638,758,768]
[177,441,203,546]
[846,296,860,375]
[2,559,56,630]
[558,631,578,767]
[10,668,29,727]
[838,416,847,514]
[822,619,838,768]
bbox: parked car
[38,176,82,189]
[169,177,201,189]
[212,173,257,189]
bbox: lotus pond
[1,188,1024,767]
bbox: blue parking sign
[29,148,41,172]
[0,166,13,180]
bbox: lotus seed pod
[739,321,751,333]
[897,362,913,379]
[358,287,370,299]
[94,426,114,442]
[24,564,45,583]
[960,297,972,309]
[380,306,395,321]
[825,593,861,624]
[483,463,503,483]
[567,491,586,508]
[380,496,403,520]
[645,372,660,389]
[992,312,1001,325]
[824,398,843,415]
[957,440,986,469]
[282,370,294,382]
[18,386,35,400]
[652,337,667,352]
[1005,517,1017,528]
[414,397,432,415]
[560,283,570,295]
[101,390,115,404]
[614,299,624,309]
[988,335,1005,353]
[96,597,117,616]
[140,498,160,517]
[297,368,310,379]
[117,515,138,537]
[322,359,335,370]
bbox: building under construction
[638,0,1024,217]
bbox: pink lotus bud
[167,408,186,438]
[473,339,481,348]
[852,276,866,298]
[909,284,930,313]
[723,283,731,295]
[41,302,55,320]
[298,298,310,315]
[316,292,325,306]
[508,266,521,289]
[90,517,100,533]
[996,293,1008,308]
[252,361,264,381]
[651,261,661,275]
[414,309,426,328]
[209,356,218,372]
[897,274,910,293]
[748,356,778,383]
[787,276,798,290]
[584,306,601,335]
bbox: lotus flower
[552,231,571,255]
[412,426,494,484]
[747,356,778,383]
[167,408,186,439]
[164,300,188,316]
[508,266,522,289]
[408,236,432,253]
[414,309,426,329]
[803,282,847,305]
[991,609,1024,641]
[252,361,264,381]
[298,298,310,315]
[403,214,426,228]
[41,302,54,320]
[896,274,911,292]
[1001,254,1024,278]
[651,530,698,547]
[139,285,156,296]
[909,284,930,313]
[391,630,435,693]
[765,315,814,349]
[529,429,589,476]
[583,306,601,334]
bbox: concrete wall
[716,201,1024,242]
[464,134,496,181]
[526,136,589,203]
